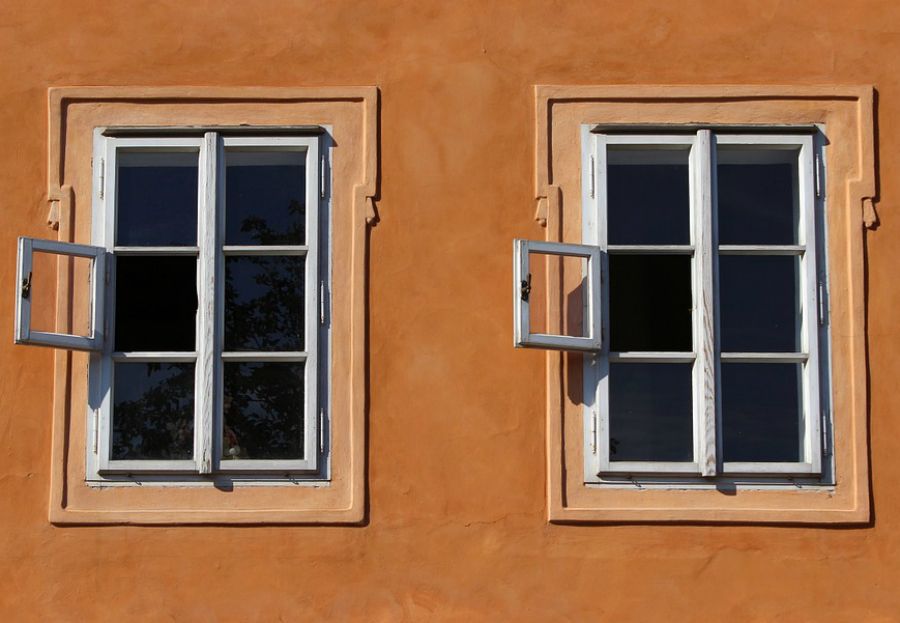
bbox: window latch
[20,271,32,299]
[520,273,532,302]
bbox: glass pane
[527,252,588,338]
[225,150,306,245]
[722,363,803,463]
[717,148,799,245]
[115,256,197,352]
[719,255,800,352]
[116,150,198,246]
[223,362,305,460]
[609,254,692,352]
[609,362,694,462]
[224,256,305,351]
[607,147,690,245]
[112,362,194,460]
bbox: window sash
[513,239,602,352]
[89,131,322,478]
[582,128,822,479]
[15,237,107,352]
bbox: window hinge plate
[821,409,831,457]
[98,158,105,200]
[814,152,822,198]
[318,407,325,455]
[320,155,326,199]
[319,280,327,325]
[591,409,598,455]
[589,154,596,199]
[93,408,100,454]
[817,281,826,326]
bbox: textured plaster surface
[1,0,900,621]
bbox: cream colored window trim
[535,85,875,524]
[41,86,377,525]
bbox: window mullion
[693,129,718,477]
[195,131,218,474]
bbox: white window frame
[15,237,106,351]
[86,129,326,481]
[580,128,825,482]
[513,239,602,352]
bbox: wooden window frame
[15,237,106,351]
[582,130,824,481]
[86,131,325,481]
[513,239,602,352]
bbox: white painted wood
[584,129,828,482]
[606,244,694,254]
[609,352,695,363]
[90,133,326,478]
[723,461,819,475]
[14,236,107,351]
[195,132,217,474]
[513,239,602,352]
[221,351,307,362]
[217,135,321,474]
[720,352,809,362]
[694,130,718,477]
[222,245,308,255]
[579,126,602,477]
[592,134,701,477]
[113,246,199,255]
[112,352,198,362]
[717,245,805,255]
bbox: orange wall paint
[2,1,900,620]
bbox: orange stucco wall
[2,1,900,620]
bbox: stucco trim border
[535,85,874,524]
[45,86,378,525]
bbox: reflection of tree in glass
[238,197,305,246]
[222,212,307,459]
[223,363,305,460]
[224,212,305,352]
[112,363,194,460]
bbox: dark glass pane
[719,255,800,352]
[607,148,690,245]
[609,254,692,352]
[609,363,693,462]
[717,149,799,245]
[116,151,198,246]
[224,256,305,351]
[115,256,197,352]
[722,363,802,462]
[223,362,305,460]
[225,150,306,245]
[112,362,194,460]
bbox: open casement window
[15,237,106,351]
[563,128,824,481]
[513,239,602,351]
[64,130,327,480]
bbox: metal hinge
[320,155,326,199]
[92,408,100,454]
[814,153,822,199]
[821,409,831,457]
[98,158,105,200]
[318,407,326,454]
[591,409,598,455]
[589,154,596,199]
[817,281,826,326]
[319,280,327,325]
